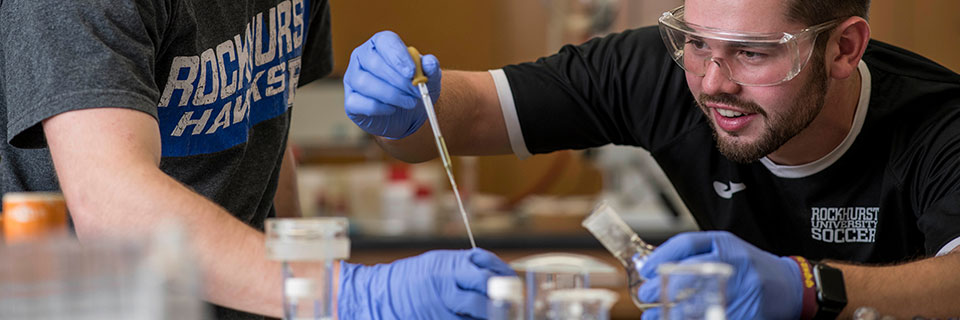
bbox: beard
[697,59,829,163]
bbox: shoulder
[860,41,960,183]
[572,26,668,59]
[863,39,960,139]
[1,0,168,48]
[1,0,167,22]
[863,40,960,84]
[869,45,960,189]
[536,25,678,88]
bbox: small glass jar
[265,217,350,320]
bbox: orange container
[2,192,68,244]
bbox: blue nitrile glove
[338,248,515,319]
[636,231,803,320]
[343,30,442,139]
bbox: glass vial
[488,276,524,320]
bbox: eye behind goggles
[657,6,841,86]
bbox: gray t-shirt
[0,0,332,318]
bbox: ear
[826,17,870,80]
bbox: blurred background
[289,0,960,317]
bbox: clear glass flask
[488,276,524,320]
[546,288,619,320]
[265,218,350,320]
[581,201,658,310]
[658,262,732,320]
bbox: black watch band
[812,262,847,320]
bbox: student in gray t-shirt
[0,1,512,319]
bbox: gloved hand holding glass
[343,30,442,139]
[636,231,804,320]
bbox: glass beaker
[0,226,206,320]
[546,288,619,320]
[510,253,617,320]
[658,262,732,320]
[582,201,658,310]
[265,218,350,320]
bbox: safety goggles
[658,6,840,86]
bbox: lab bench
[348,231,676,320]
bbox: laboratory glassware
[0,227,206,320]
[488,276,524,320]
[510,252,617,319]
[582,201,659,310]
[546,288,619,320]
[658,262,732,320]
[853,306,897,320]
[266,217,350,320]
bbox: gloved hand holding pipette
[344,30,477,249]
[344,30,441,139]
[338,248,515,319]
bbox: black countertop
[350,232,674,250]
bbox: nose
[701,59,741,96]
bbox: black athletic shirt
[497,26,960,263]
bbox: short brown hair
[785,0,870,60]
[785,0,870,25]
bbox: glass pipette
[407,47,477,248]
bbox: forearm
[42,108,318,317]
[833,251,960,318]
[65,165,287,317]
[375,70,511,162]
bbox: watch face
[814,264,848,308]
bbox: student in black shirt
[343,0,960,318]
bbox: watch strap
[790,256,818,320]
[812,262,847,320]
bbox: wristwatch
[812,262,847,320]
